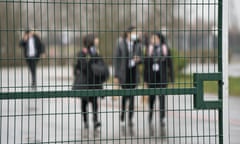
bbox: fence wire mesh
[0,0,223,144]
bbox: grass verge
[107,75,240,96]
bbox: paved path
[0,66,239,144]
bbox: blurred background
[1,0,238,64]
[0,0,239,95]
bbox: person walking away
[19,29,45,90]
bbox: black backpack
[90,56,109,84]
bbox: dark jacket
[144,45,174,88]
[114,38,142,85]
[72,50,109,90]
[19,34,45,58]
[72,51,89,90]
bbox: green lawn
[228,77,240,96]
[108,75,240,96]
[202,76,240,96]
[175,75,240,96]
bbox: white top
[127,41,134,54]
[127,41,135,68]
[28,36,36,57]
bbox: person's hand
[144,82,148,89]
[41,53,46,58]
[133,56,140,63]
[129,56,140,68]
[82,47,88,54]
[113,77,119,85]
[168,83,174,88]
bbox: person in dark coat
[73,34,109,135]
[19,29,45,89]
[114,26,142,135]
[144,32,174,136]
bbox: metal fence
[0,0,228,144]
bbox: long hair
[155,32,167,45]
[83,33,97,48]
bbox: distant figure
[72,33,109,136]
[19,29,45,89]
[114,26,142,136]
[144,32,174,136]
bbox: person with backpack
[19,29,45,89]
[72,33,109,136]
[144,32,174,137]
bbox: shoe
[93,122,101,138]
[94,121,101,129]
[160,119,166,127]
[128,120,134,128]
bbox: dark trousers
[81,97,98,124]
[149,95,165,123]
[26,58,38,85]
[120,84,136,122]
[148,84,167,124]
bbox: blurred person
[114,26,142,136]
[138,32,151,104]
[19,29,45,89]
[144,32,174,136]
[72,33,109,136]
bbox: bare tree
[0,2,21,65]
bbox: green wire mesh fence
[0,0,224,144]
